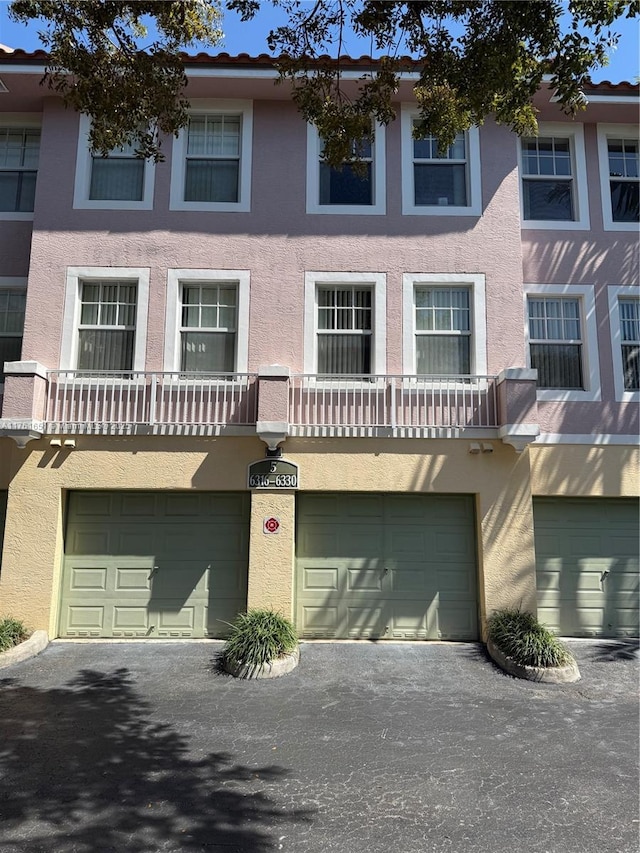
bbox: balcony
[289,374,499,437]
[44,371,258,435]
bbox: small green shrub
[487,608,573,669]
[0,617,28,652]
[223,609,298,671]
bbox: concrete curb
[0,630,49,670]
[487,638,581,684]
[223,647,300,679]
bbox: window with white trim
[61,267,150,373]
[527,297,584,389]
[0,284,26,381]
[77,280,137,371]
[519,124,589,229]
[401,107,481,216]
[74,115,155,210]
[597,125,639,230]
[415,287,471,374]
[304,273,386,375]
[169,101,253,212]
[402,274,487,376]
[618,297,640,392]
[0,126,40,213]
[180,283,237,373]
[306,125,386,215]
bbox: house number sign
[247,459,299,490]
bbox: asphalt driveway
[0,640,637,853]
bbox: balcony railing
[289,374,498,434]
[46,371,258,433]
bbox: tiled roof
[0,49,637,91]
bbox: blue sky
[0,1,637,83]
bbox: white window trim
[73,114,156,211]
[0,113,41,221]
[306,123,386,215]
[402,274,487,375]
[519,122,590,231]
[523,283,601,402]
[0,276,27,384]
[597,124,639,233]
[304,272,386,374]
[164,269,250,373]
[608,284,640,403]
[169,99,253,213]
[400,105,482,216]
[60,267,149,371]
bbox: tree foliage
[9,0,639,164]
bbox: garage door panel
[296,493,477,640]
[61,491,249,639]
[535,498,639,638]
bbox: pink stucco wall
[9,89,638,438]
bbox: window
[317,285,372,374]
[306,124,386,215]
[180,283,237,373]
[527,297,583,389]
[164,270,250,373]
[415,288,470,374]
[402,274,487,375]
[61,268,149,372]
[597,125,639,231]
[401,106,481,216]
[73,115,155,210]
[619,298,640,391]
[304,273,386,374]
[0,125,40,215]
[77,281,137,371]
[519,123,589,230]
[524,284,600,402]
[0,280,26,382]
[608,286,640,402]
[169,101,253,212]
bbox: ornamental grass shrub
[487,608,574,669]
[0,617,28,652]
[222,609,298,671]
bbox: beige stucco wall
[0,434,636,637]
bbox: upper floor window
[415,287,471,374]
[74,115,155,210]
[61,267,150,372]
[169,101,253,212]
[164,270,250,373]
[0,281,26,382]
[619,298,640,392]
[400,107,481,216]
[524,284,600,402]
[306,124,386,215]
[78,280,137,371]
[180,283,237,373]
[402,274,487,376]
[519,123,589,230]
[304,272,386,374]
[597,125,639,231]
[0,126,40,215]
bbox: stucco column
[0,464,64,634]
[0,361,48,447]
[247,490,296,619]
[256,365,290,451]
[496,368,540,452]
[476,449,537,634]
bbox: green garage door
[535,498,640,638]
[296,493,477,640]
[60,491,249,638]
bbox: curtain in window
[90,158,144,201]
[0,171,36,211]
[416,336,470,374]
[318,334,371,374]
[620,299,640,390]
[185,161,239,203]
[180,331,236,373]
[530,343,583,389]
[414,164,466,206]
[77,330,134,372]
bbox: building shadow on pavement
[0,667,313,853]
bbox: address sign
[248,459,299,490]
